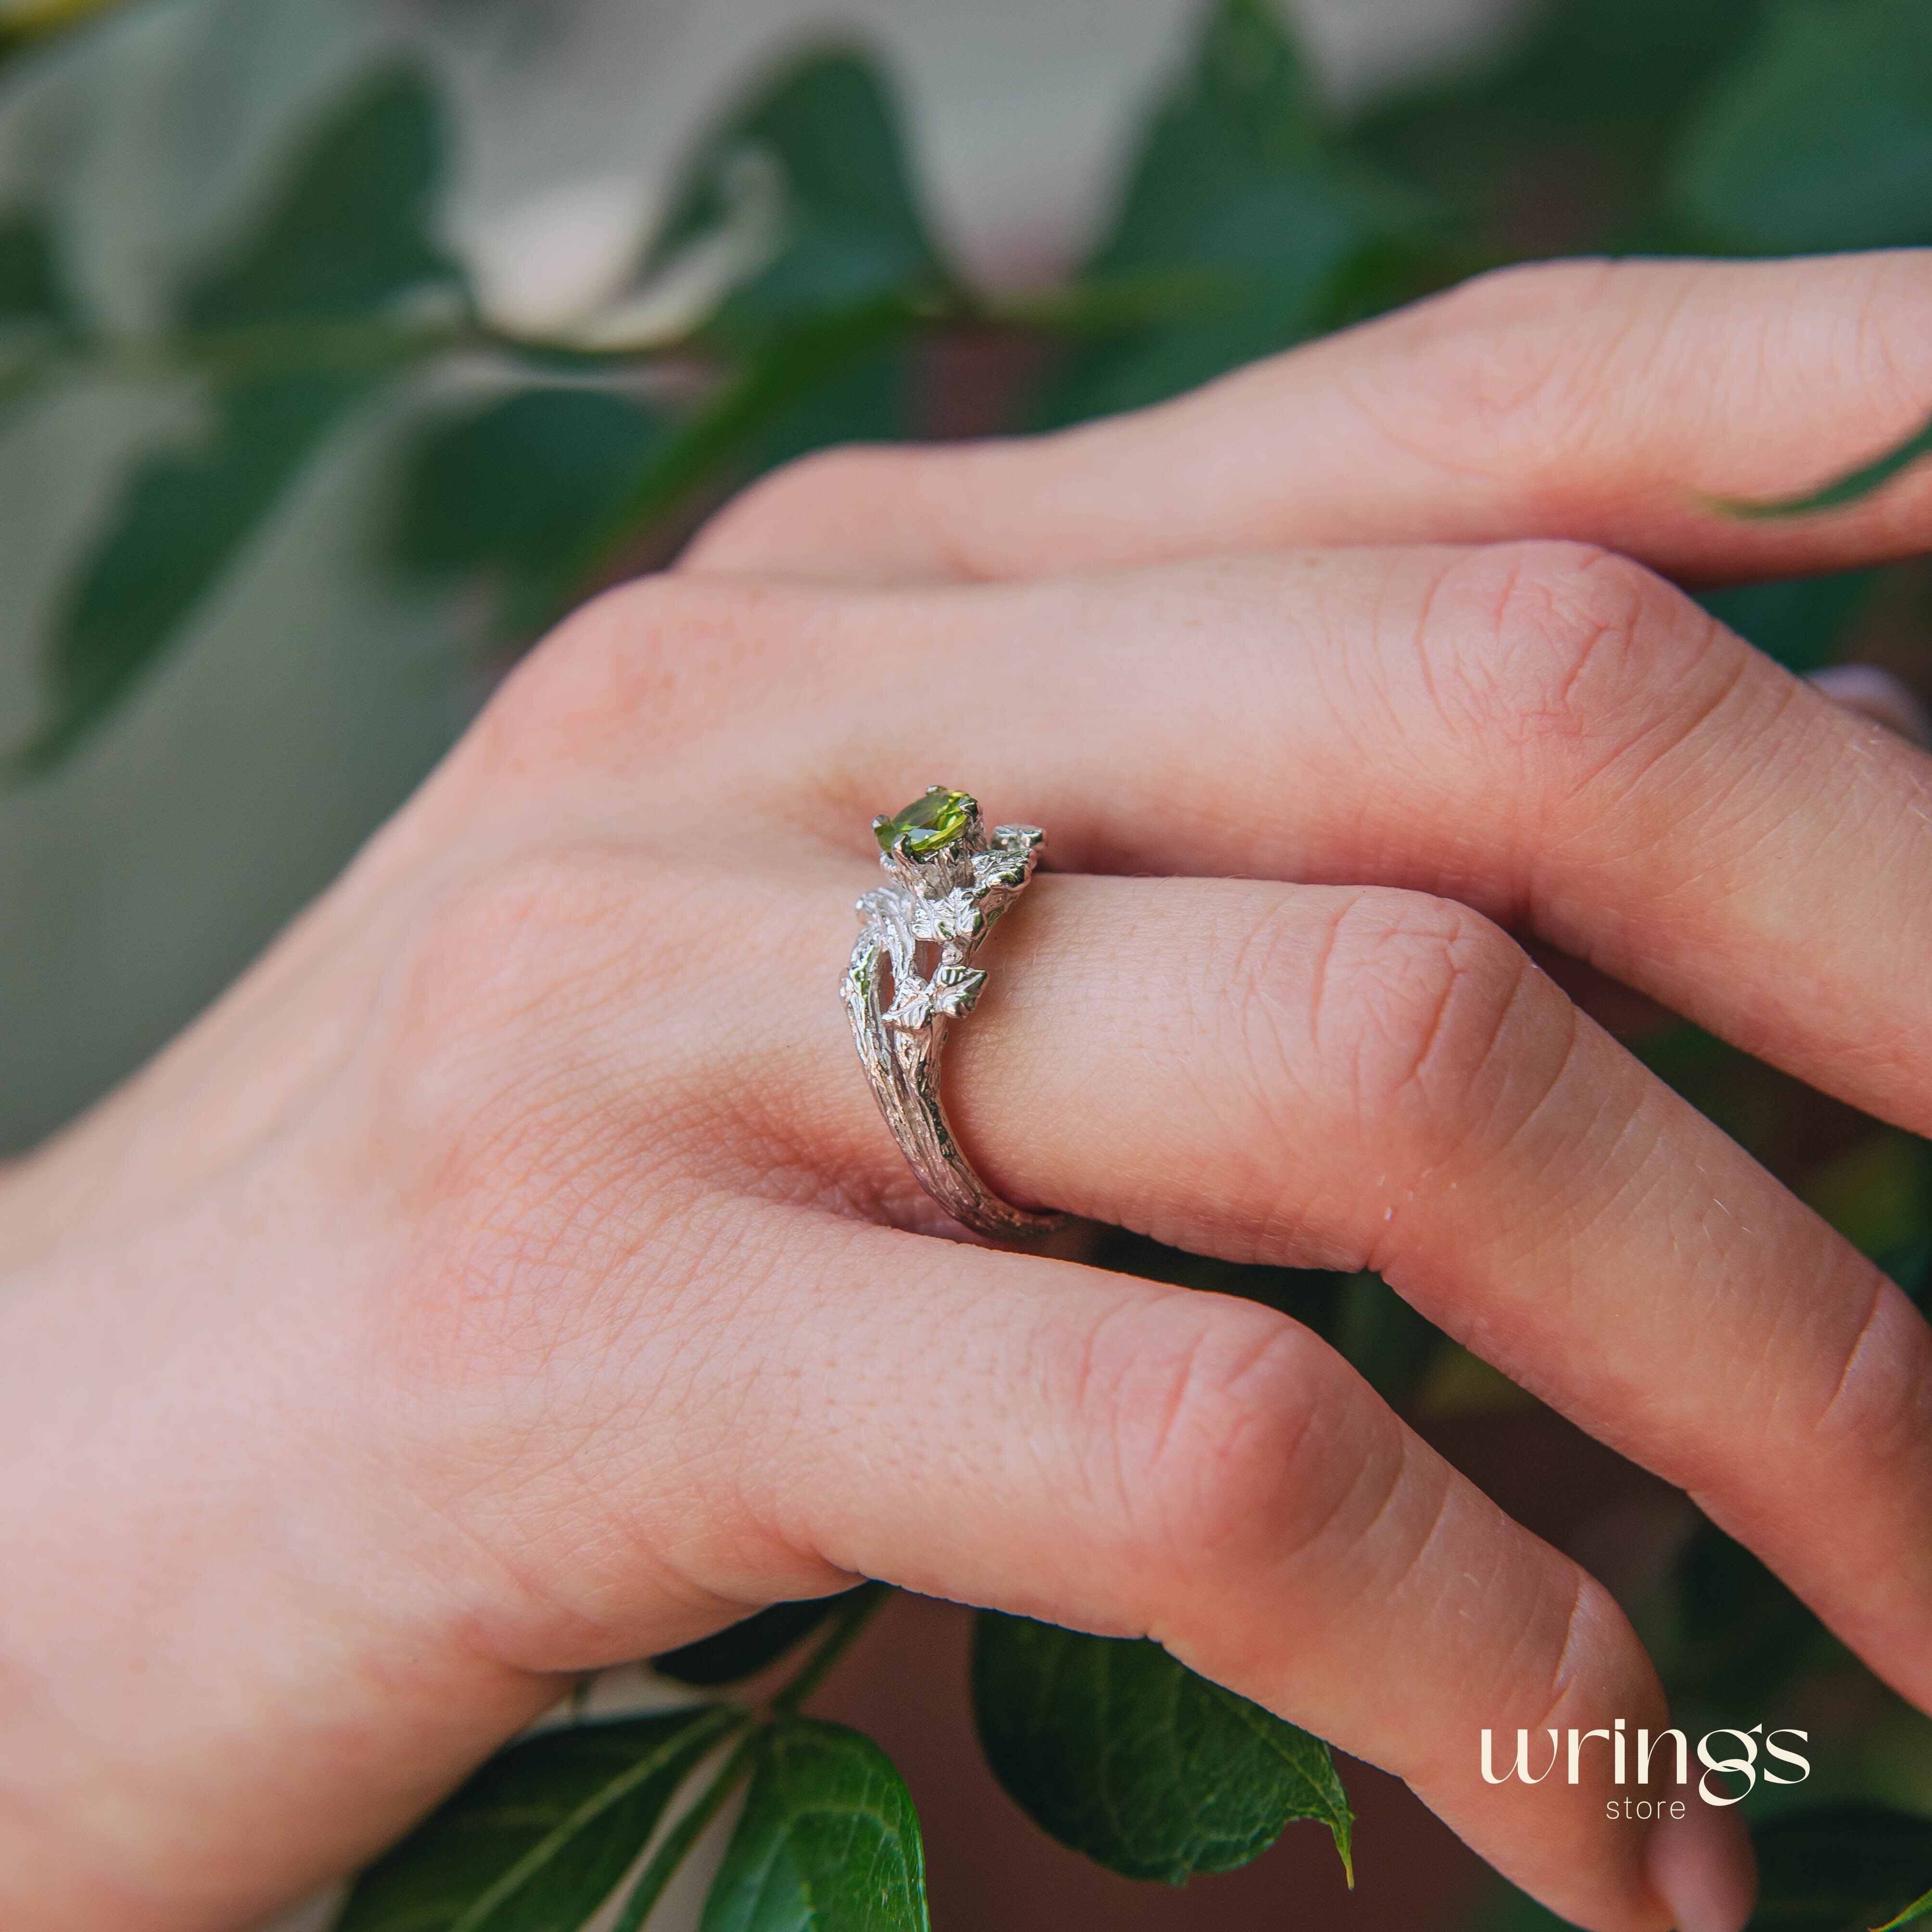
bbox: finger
[553,839,1932,1750]
[682,253,1932,587]
[605,551,1932,1142]
[752,872,1932,1735]
[575,1200,1700,1931]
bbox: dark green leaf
[334,1703,740,1932]
[0,209,70,329]
[1666,1521,1830,1704]
[653,1595,857,1690]
[391,387,670,638]
[189,64,460,331]
[1333,1270,1445,1407]
[700,1719,928,1932]
[1672,0,1932,254]
[1749,1805,1932,1932]
[647,48,946,352]
[18,64,458,772]
[560,292,922,592]
[1356,0,1767,255]
[971,1613,1352,1885]
[1707,419,1932,522]
[1697,571,1881,670]
[1035,0,1423,426]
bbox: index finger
[685,253,1932,587]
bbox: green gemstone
[874,787,973,857]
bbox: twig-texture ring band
[842,786,1065,1239]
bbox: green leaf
[0,209,69,329]
[1697,570,1881,670]
[391,387,671,639]
[1873,1886,1932,1932]
[559,292,924,596]
[1356,0,1767,255]
[646,47,946,352]
[1749,1805,1932,1932]
[1706,419,1932,522]
[1672,0,1932,254]
[700,1718,928,1932]
[652,1595,857,1690]
[1665,1520,1830,1704]
[17,63,459,773]
[1035,0,1421,425]
[970,1613,1352,1886]
[187,64,459,331]
[334,1703,740,1932]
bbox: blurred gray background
[0,0,1518,1154]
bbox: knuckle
[1422,541,1659,745]
[1347,259,1629,474]
[1815,1279,1932,1469]
[1303,889,1552,1146]
[1080,1297,1334,1581]
[683,443,927,577]
[1423,541,1745,802]
[456,572,813,791]
[373,845,686,1208]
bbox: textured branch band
[841,787,1063,1239]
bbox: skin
[2,251,1931,1932]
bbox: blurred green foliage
[2,0,1931,1925]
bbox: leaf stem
[610,1721,762,1932]
[771,1583,889,1717]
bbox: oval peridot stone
[875,786,974,857]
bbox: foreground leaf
[334,1703,739,1932]
[1036,0,1421,426]
[1672,0,1932,254]
[1749,1805,1932,1932]
[701,1718,928,1932]
[971,1613,1352,1885]
[20,63,460,771]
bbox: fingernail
[1808,663,1932,748]
[1644,1797,1757,1932]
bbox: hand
[6,253,1932,1932]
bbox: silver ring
[841,786,1064,1239]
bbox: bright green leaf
[652,1595,856,1690]
[1035,0,1424,426]
[16,63,460,772]
[1750,1805,1932,1932]
[700,1718,928,1932]
[1672,0,1932,254]
[971,1613,1352,1886]
[1873,1884,1932,1932]
[334,1704,739,1932]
